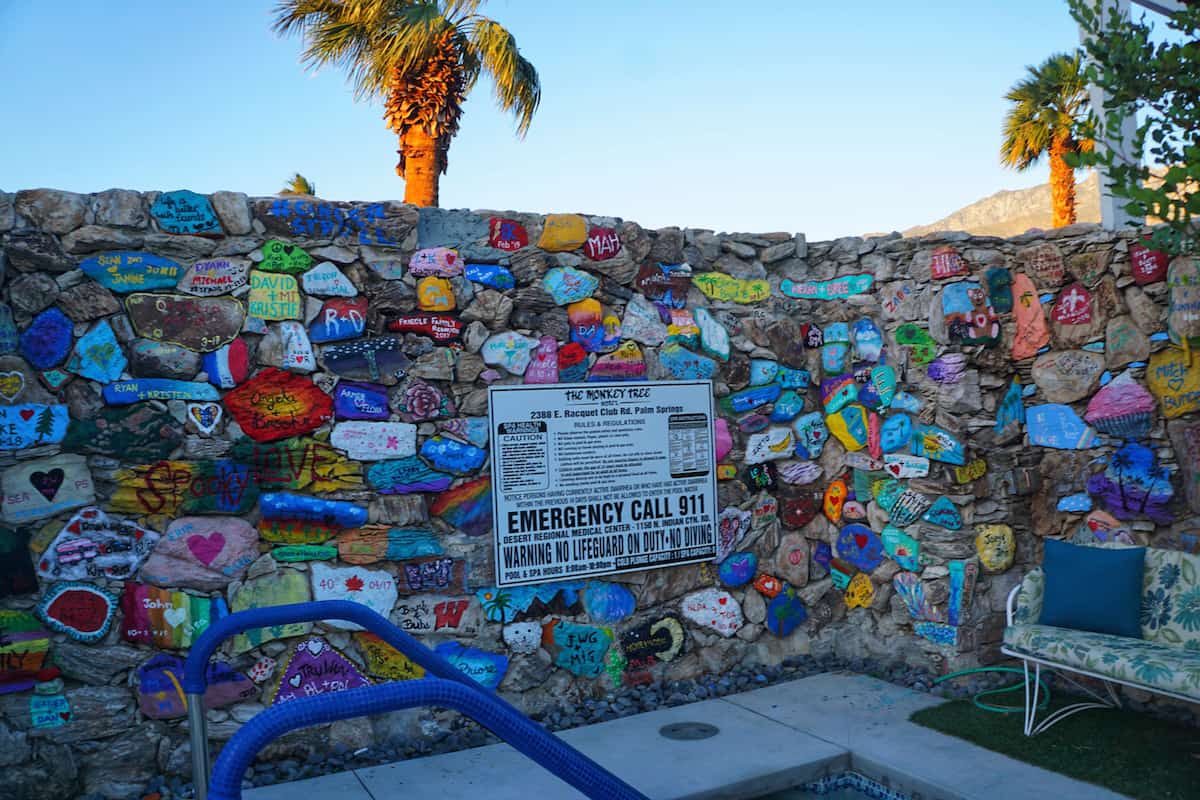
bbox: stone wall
[0,187,1193,798]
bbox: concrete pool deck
[245,672,1128,800]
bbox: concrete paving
[245,671,1129,800]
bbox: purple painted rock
[139,517,259,592]
[1086,442,1174,523]
[333,380,390,420]
[309,297,369,344]
[19,308,73,370]
[524,336,559,384]
[126,293,245,352]
[366,456,453,494]
[1084,371,1154,439]
[927,353,967,384]
[137,654,256,719]
[272,637,370,704]
[718,552,757,588]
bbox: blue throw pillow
[1039,539,1145,638]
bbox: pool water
[757,771,911,799]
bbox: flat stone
[56,281,120,322]
[129,339,201,379]
[8,273,60,316]
[209,191,252,235]
[92,188,147,228]
[3,230,75,272]
[14,189,87,234]
[1030,350,1104,404]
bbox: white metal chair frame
[1002,583,1199,736]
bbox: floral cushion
[1005,623,1200,700]
[1140,548,1200,648]
[1012,568,1044,625]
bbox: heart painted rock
[820,374,857,414]
[333,381,390,420]
[792,412,829,459]
[835,524,884,572]
[409,247,462,277]
[0,404,68,450]
[279,321,316,372]
[588,341,646,381]
[271,637,370,704]
[65,320,127,383]
[37,506,160,582]
[681,588,744,637]
[260,240,314,274]
[1130,241,1169,285]
[2,454,94,524]
[942,281,999,346]
[120,582,224,649]
[139,517,258,592]
[523,336,559,384]
[883,454,928,478]
[557,342,589,382]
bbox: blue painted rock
[324,337,410,382]
[482,331,539,376]
[81,252,181,293]
[765,588,807,637]
[0,405,69,450]
[994,379,1026,440]
[820,374,857,414]
[1026,404,1099,449]
[891,391,923,414]
[914,621,958,646]
[150,190,222,236]
[1057,493,1093,513]
[67,320,126,383]
[942,281,1000,346]
[880,414,912,453]
[309,297,369,343]
[658,343,717,380]
[737,414,770,434]
[776,366,811,390]
[464,263,514,290]
[851,318,883,363]
[419,436,487,475]
[769,390,805,422]
[260,493,367,527]
[912,424,966,465]
[749,359,779,386]
[434,642,508,689]
[836,524,884,572]
[19,308,73,370]
[722,384,781,414]
[366,457,453,494]
[438,417,490,449]
[0,304,17,353]
[582,581,636,623]
[718,552,757,588]
[102,379,220,405]
[333,381,389,420]
[202,338,250,388]
[881,526,920,571]
[1086,441,1174,523]
[792,412,829,459]
[826,404,869,451]
[694,308,730,361]
[780,274,875,301]
[922,496,963,530]
[568,299,604,352]
[986,267,1014,313]
[543,267,599,305]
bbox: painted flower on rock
[1141,587,1173,631]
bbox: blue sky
[0,1,1089,240]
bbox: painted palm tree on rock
[273,0,540,207]
[280,173,318,195]
[1000,51,1094,227]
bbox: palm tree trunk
[1049,135,1077,228]
[400,129,440,207]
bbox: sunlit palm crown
[1000,51,1094,172]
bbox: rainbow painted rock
[430,477,492,537]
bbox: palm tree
[1000,52,1094,227]
[273,0,540,207]
[280,173,318,195]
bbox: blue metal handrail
[182,601,648,800]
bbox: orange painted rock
[823,478,847,523]
[224,368,332,442]
[1011,273,1050,360]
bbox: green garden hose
[933,666,1051,714]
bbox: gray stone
[650,227,685,264]
[0,722,30,767]
[60,225,144,254]
[3,230,74,272]
[721,240,756,259]
[63,378,104,419]
[52,640,147,683]
[500,653,554,693]
[210,191,253,235]
[14,189,88,233]
[417,207,488,253]
[1105,314,1150,369]
[0,192,14,232]
[91,189,147,228]
[742,587,767,624]
[212,236,262,256]
[57,281,120,322]
[77,725,162,798]
[374,494,428,526]
[309,244,358,264]
[408,348,456,381]
[8,272,60,316]
[1124,285,1164,335]
[761,241,796,264]
[129,339,202,379]
[462,289,514,329]
[1030,350,1104,404]
[140,232,217,260]
[0,742,78,800]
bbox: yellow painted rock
[974,524,1014,573]
[417,276,455,312]
[1147,346,1200,418]
[537,214,588,252]
[845,572,874,609]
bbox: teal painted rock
[820,374,857,414]
[543,267,598,305]
[891,391,923,414]
[873,478,905,512]
[880,414,912,453]
[870,365,896,409]
[694,308,730,361]
[776,366,811,390]
[718,552,757,588]
[150,190,222,236]
[881,526,920,571]
[67,320,126,384]
[769,390,804,423]
[922,496,963,530]
[659,343,717,380]
[749,359,779,386]
[792,412,829,459]
[912,424,966,465]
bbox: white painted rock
[331,421,417,460]
[301,261,358,297]
[310,562,398,630]
[503,621,543,654]
[681,588,744,637]
[481,331,539,376]
[745,427,795,464]
[621,294,668,346]
[280,321,315,373]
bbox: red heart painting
[186,532,226,567]
[19,409,34,421]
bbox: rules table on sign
[488,381,718,587]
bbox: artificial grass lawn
[910,697,1200,800]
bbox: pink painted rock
[1085,372,1155,439]
[140,517,258,592]
[1011,273,1050,360]
[775,533,809,587]
[524,336,559,384]
[409,247,462,277]
[715,418,733,462]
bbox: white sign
[488,380,718,587]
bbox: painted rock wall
[0,188,1193,798]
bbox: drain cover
[659,722,720,741]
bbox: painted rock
[890,489,932,527]
[225,369,332,442]
[749,359,779,386]
[272,637,370,703]
[37,506,158,583]
[1084,371,1155,438]
[409,247,462,277]
[177,257,251,297]
[36,582,117,642]
[927,353,967,385]
[259,240,313,274]
[621,294,668,346]
[337,527,443,564]
[713,417,733,461]
[954,458,988,485]
[715,552,756,588]
[879,414,912,454]
[465,263,515,290]
[715,507,751,563]
[543,266,599,305]
[779,273,874,301]
[723,385,781,414]
[488,217,528,251]
[778,461,821,486]
[392,595,479,636]
[845,572,874,610]
[309,563,398,630]
[537,214,588,251]
[922,496,963,530]
[355,631,425,681]
[261,493,367,527]
[391,378,454,422]
[1057,493,1093,512]
[620,617,685,668]
[881,526,920,571]
[780,494,818,530]
[894,324,937,367]
[745,427,794,464]
[942,281,999,346]
[775,533,809,587]
[1086,442,1174,523]
[567,298,604,352]
[1051,281,1094,327]
[19,308,73,370]
[61,405,183,461]
[769,390,805,422]
[120,583,224,648]
[430,476,492,537]
[1020,242,1066,289]
[137,655,255,719]
[1168,256,1200,346]
[658,344,717,380]
[824,477,848,523]
[883,454,929,479]
[482,331,539,375]
[272,545,338,563]
[279,321,316,372]
[247,270,302,321]
[583,581,636,624]
[126,293,245,351]
[202,338,250,388]
[150,190,221,235]
[634,263,692,309]
[435,642,509,689]
[323,337,410,383]
[386,312,463,343]
[820,374,857,414]
[1011,273,1051,360]
[330,421,416,461]
[851,318,883,362]
[1131,241,1169,285]
[558,342,589,382]
[333,380,390,420]
[930,245,968,279]
[765,588,807,637]
[438,417,489,449]
[590,340,646,381]
[309,297,369,343]
[420,435,486,475]
[792,412,829,459]
[102,379,220,405]
[826,404,869,452]
[911,424,965,465]
[598,313,622,353]
[868,366,896,410]
[844,452,882,472]
[416,276,455,312]
[0,404,68,450]
[1030,350,1104,404]
[666,308,699,348]
[1147,346,1200,419]
[584,226,621,261]
[81,252,181,292]
[1104,316,1150,370]
[986,267,1013,313]
[836,524,884,572]
[139,517,258,592]
[893,572,941,622]
[693,308,730,361]
[914,622,958,647]
[681,588,744,637]
[2,454,94,524]
[692,273,769,304]
[821,322,849,374]
[975,524,1015,572]
[524,336,559,384]
[1026,404,1099,449]
[739,414,769,434]
[994,379,1025,442]
[501,620,543,655]
[229,570,313,652]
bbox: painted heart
[18,409,34,421]
[68,521,81,534]
[1169,376,1184,392]
[186,532,226,566]
[886,464,901,477]
[29,468,64,502]
[296,355,305,363]
[0,371,24,401]
[163,606,188,628]
[59,712,70,721]
[718,597,727,605]
[187,402,221,434]
[289,673,302,688]
[855,534,868,549]
[283,245,295,255]
[305,639,324,656]
[82,508,99,518]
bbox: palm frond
[466,17,541,136]
[1000,51,1093,170]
